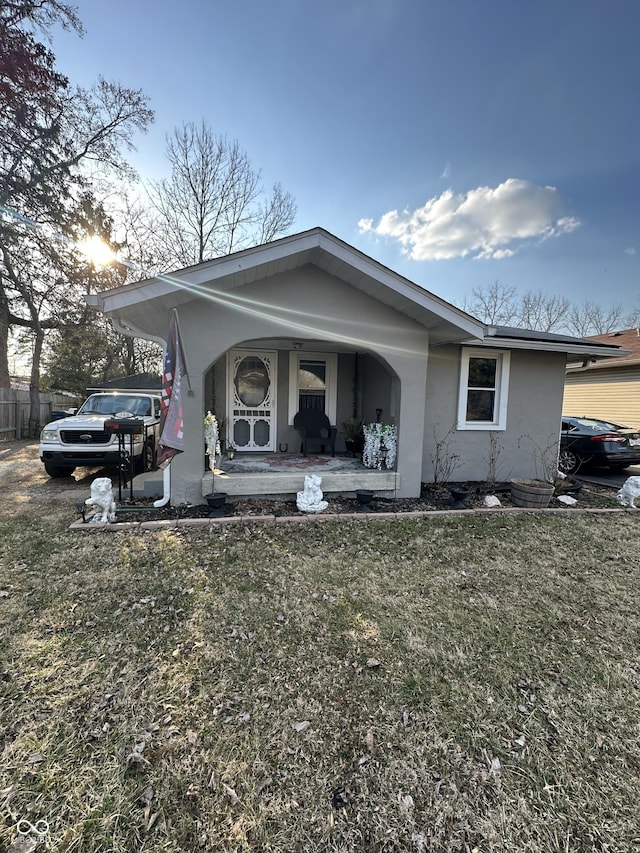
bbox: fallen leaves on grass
[1,511,639,852]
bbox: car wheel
[558,448,580,474]
[44,462,75,478]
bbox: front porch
[201,452,399,499]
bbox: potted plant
[343,417,364,456]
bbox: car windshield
[77,395,150,416]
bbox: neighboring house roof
[87,373,162,393]
[566,328,640,371]
[87,227,626,362]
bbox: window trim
[457,348,510,431]
[288,351,337,425]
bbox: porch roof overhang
[86,228,486,345]
[461,325,628,365]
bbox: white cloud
[625,246,636,255]
[358,178,580,260]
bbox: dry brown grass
[1,506,640,851]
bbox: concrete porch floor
[130,454,399,501]
[202,453,399,499]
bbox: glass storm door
[229,350,276,451]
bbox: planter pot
[449,486,470,509]
[205,491,228,517]
[510,478,554,508]
[345,436,364,457]
[355,489,375,512]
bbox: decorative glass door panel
[229,350,275,451]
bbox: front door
[228,350,276,451]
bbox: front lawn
[1,510,639,851]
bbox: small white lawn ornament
[86,477,117,523]
[483,495,502,508]
[296,473,328,513]
[616,476,640,508]
[557,494,578,507]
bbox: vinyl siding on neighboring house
[563,367,640,428]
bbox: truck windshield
[77,395,151,416]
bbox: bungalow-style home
[563,328,640,428]
[87,228,624,505]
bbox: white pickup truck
[39,392,162,478]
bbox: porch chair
[293,408,337,456]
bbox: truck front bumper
[40,449,124,467]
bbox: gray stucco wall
[423,346,567,483]
[106,262,569,500]
[158,266,429,503]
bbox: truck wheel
[137,440,156,473]
[44,462,75,478]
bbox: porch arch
[198,337,425,499]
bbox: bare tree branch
[147,122,296,267]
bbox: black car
[559,416,640,474]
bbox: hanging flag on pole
[157,310,188,469]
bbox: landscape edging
[69,505,635,531]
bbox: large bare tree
[147,122,296,268]
[0,1,153,433]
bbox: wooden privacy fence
[0,388,81,440]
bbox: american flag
[157,310,187,469]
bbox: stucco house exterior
[87,228,623,505]
[563,328,640,428]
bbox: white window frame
[457,348,511,431]
[288,351,337,425]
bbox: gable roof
[87,227,628,362]
[87,227,486,344]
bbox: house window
[298,359,326,411]
[288,352,337,424]
[457,348,510,430]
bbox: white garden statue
[616,476,640,508]
[296,473,328,513]
[86,477,117,523]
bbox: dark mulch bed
[109,479,620,523]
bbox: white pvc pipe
[153,465,171,507]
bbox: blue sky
[52,0,639,313]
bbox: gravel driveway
[0,440,112,516]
